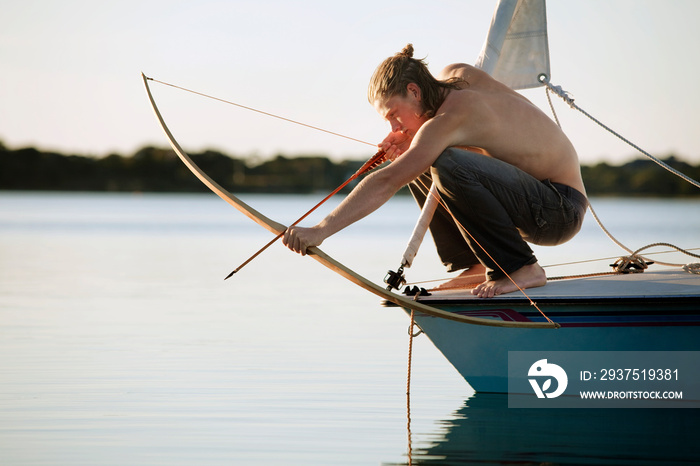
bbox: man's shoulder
[442,86,482,108]
[437,63,478,80]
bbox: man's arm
[283,110,471,255]
[283,90,498,255]
[282,148,422,255]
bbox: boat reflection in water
[393,392,697,465]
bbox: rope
[632,242,700,260]
[541,247,700,269]
[540,75,700,270]
[545,86,562,128]
[625,242,700,268]
[586,202,634,255]
[548,271,619,281]
[540,74,700,190]
[403,247,700,288]
[405,310,416,466]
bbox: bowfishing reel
[384,263,431,296]
[384,265,406,291]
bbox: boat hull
[400,271,700,393]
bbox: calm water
[0,192,698,465]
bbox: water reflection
[393,392,697,465]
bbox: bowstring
[148,75,554,323]
[145,76,376,148]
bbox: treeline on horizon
[1,141,699,197]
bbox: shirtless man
[283,44,587,298]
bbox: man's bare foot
[435,264,488,290]
[471,263,547,298]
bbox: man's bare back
[437,64,586,195]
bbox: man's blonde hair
[368,44,462,118]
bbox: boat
[386,0,700,399]
[390,269,700,395]
[143,0,700,400]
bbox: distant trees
[581,156,700,197]
[1,141,698,196]
[0,143,371,194]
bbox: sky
[2,0,700,165]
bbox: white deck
[421,268,700,302]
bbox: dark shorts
[409,148,587,279]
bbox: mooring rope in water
[405,310,416,466]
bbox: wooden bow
[224,149,387,278]
[141,73,559,329]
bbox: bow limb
[142,73,285,234]
[140,73,558,329]
[304,247,559,329]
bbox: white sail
[475,0,550,90]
